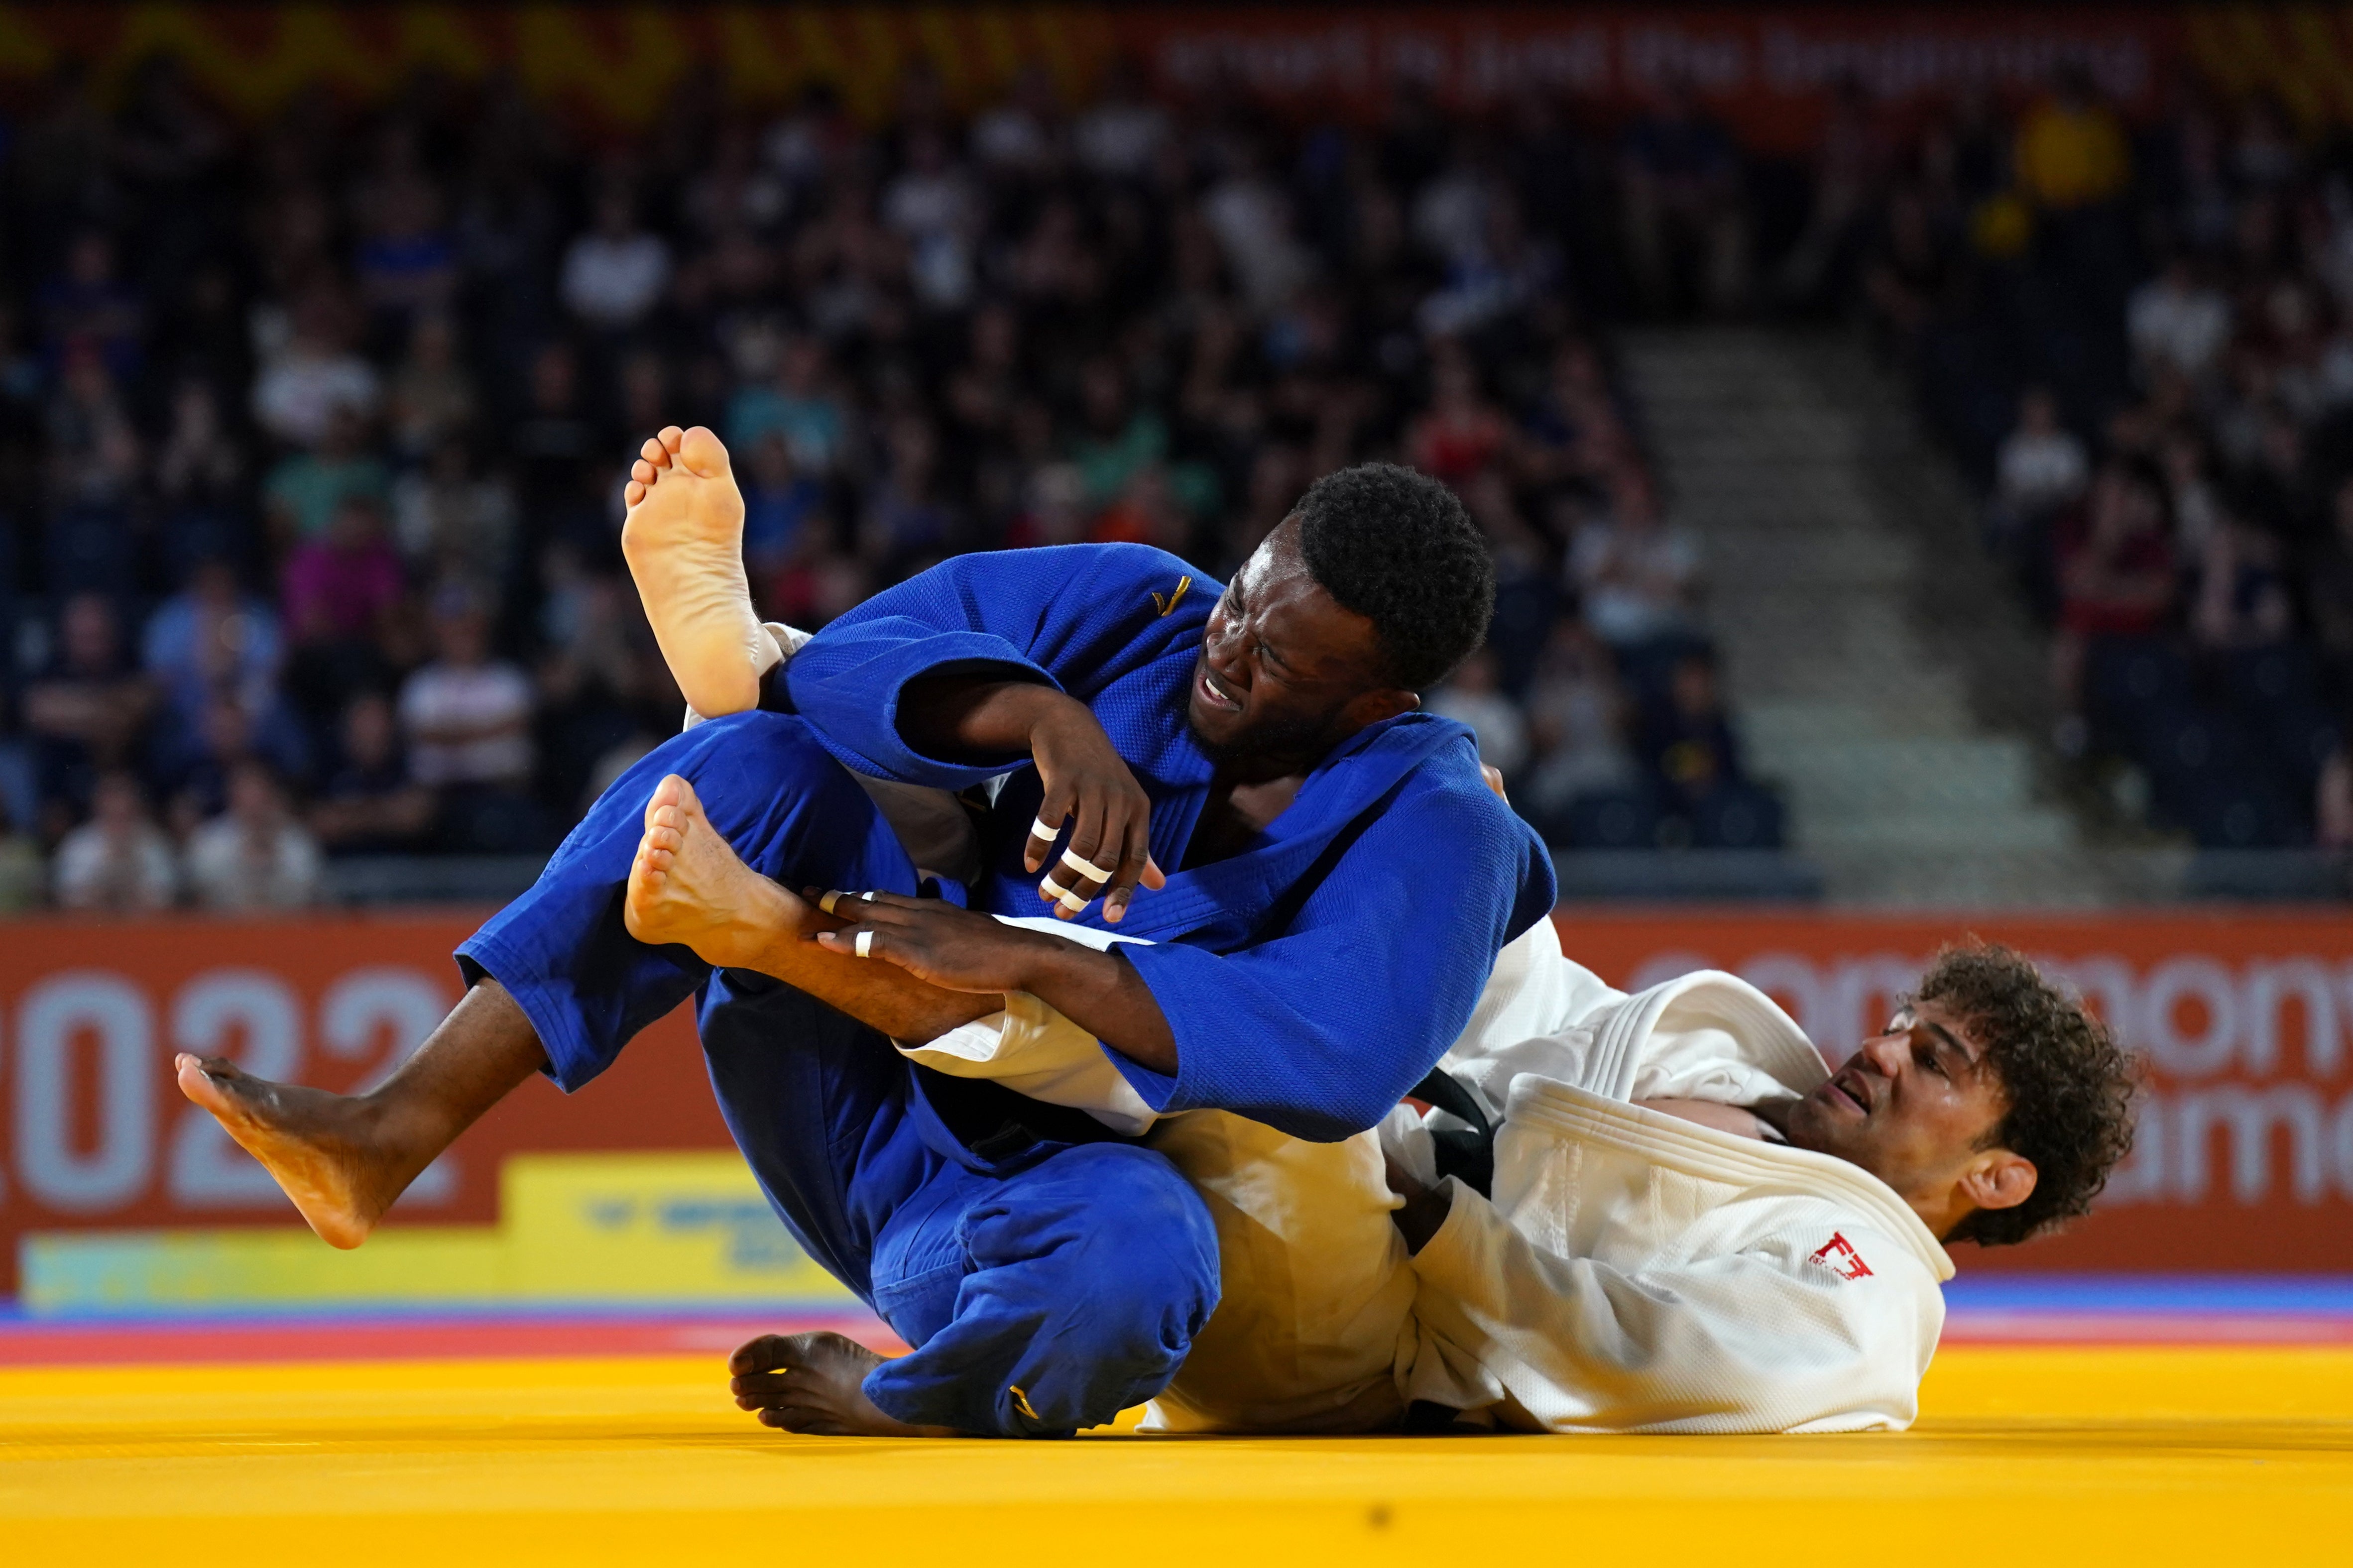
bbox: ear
[1340,688,1419,730]
[1957,1150,2037,1215]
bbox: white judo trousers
[901,917,1954,1436]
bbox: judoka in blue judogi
[459,477,1553,1436]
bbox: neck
[1907,1189,1971,1242]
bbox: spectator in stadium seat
[726,332,848,476]
[560,187,672,332]
[1408,345,1509,488]
[262,405,389,546]
[2127,255,2232,385]
[282,493,404,649]
[384,313,477,463]
[1618,76,1749,317]
[2232,412,2325,548]
[2014,65,2132,213]
[38,229,143,380]
[152,377,250,576]
[143,558,284,734]
[183,758,322,910]
[250,282,380,448]
[22,592,155,830]
[1073,57,1169,184]
[1860,185,1955,354]
[738,431,825,583]
[42,346,142,595]
[2190,512,2294,652]
[352,138,458,329]
[1992,386,2089,544]
[2051,459,2179,748]
[1637,649,1763,834]
[52,770,176,912]
[2301,475,2353,677]
[1567,469,1701,652]
[1522,620,1639,830]
[1427,648,1529,782]
[390,434,517,587]
[398,581,539,852]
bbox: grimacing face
[1781,998,2034,1232]
[1185,520,1407,765]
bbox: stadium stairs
[1620,326,2116,907]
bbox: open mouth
[1196,669,1243,713]
[1827,1075,1869,1115]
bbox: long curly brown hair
[1917,941,2141,1247]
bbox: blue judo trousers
[460,542,1554,1437]
[460,712,1219,1438]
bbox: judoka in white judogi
[902,915,1952,1436]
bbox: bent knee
[1037,1146,1220,1340]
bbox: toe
[641,435,671,467]
[659,425,685,456]
[624,480,645,508]
[730,1333,793,1374]
[678,425,731,477]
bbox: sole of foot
[621,424,772,718]
[173,1053,386,1249]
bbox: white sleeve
[1407,1185,1935,1434]
[891,917,1162,1135]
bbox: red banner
[0,4,2221,149]
[0,914,725,1297]
[2,906,2351,1291]
[1548,909,2353,1274]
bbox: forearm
[1015,939,1178,1076]
[727,883,1004,1042]
[896,675,1069,763]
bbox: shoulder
[1370,722,1552,902]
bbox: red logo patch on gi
[1809,1232,1873,1281]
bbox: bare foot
[621,424,774,717]
[729,1332,960,1438]
[624,774,806,969]
[172,1056,419,1249]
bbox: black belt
[1407,1065,1496,1199]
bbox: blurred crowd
[0,54,1783,914]
[1852,64,2353,850]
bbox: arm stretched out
[624,773,1174,1062]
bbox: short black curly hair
[1293,463,1494,691]
[1916,941,2140,1247]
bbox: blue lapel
[1104,712,1478,949]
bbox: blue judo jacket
[784,543,1556,1143]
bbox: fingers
[813,925,888,963]
[1047,793,1113,918]
[1100,844,1156,924]
[1026,789,1071,874]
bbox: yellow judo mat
[3,1346,2349,1566]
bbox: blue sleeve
[784,543,1208,788]
[1111,775,1555,1142]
